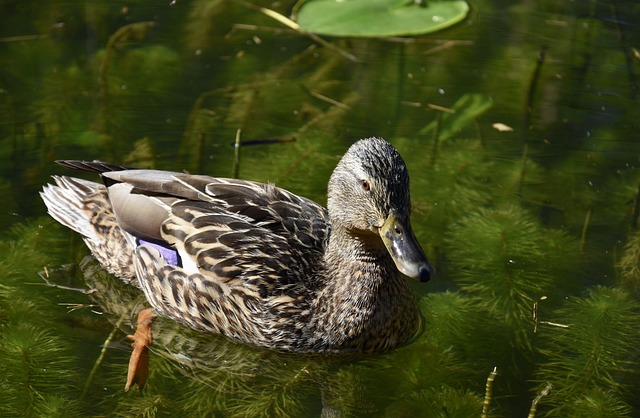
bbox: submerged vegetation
[1,0,639,416]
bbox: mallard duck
[41,137,433,353]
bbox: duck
[40,137,433,354]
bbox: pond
[1,0,639,416]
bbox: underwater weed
[0,323,78,417]
[112,393,170,418]
[534,286,640,416]
[0,220,91,416]
[385,386,483,418]
[447,205,579,348]
[353,340,477,416]
[33,394,82,418]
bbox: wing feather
[108,172,331,296]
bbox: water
[1,0,639,416]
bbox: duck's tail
[40,176,138,283]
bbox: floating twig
[426,103,456,113]
[539,321,570,329]
[302,85,351,110]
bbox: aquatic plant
[534,286,640,416]
[0,221,85,417]
[294,0,469,38]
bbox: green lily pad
[295,0,469,37]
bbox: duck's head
[327,137,433,282]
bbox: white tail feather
[40,176,103,240]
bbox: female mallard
[41,137,433,353]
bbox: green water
[1,0,639,416]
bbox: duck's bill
[380,212,433,282]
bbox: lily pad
[295,0,469,37]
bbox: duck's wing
[101,168,331,296]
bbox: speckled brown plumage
[41,137,433,353]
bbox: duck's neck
[312,228,421,353]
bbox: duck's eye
[361,180,370,191]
